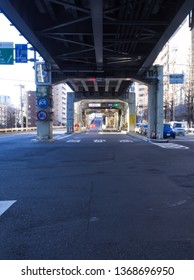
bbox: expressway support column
[128,92,136,132]
[35,62,53,141]
[147,65,164,139]
[66,92,75,133]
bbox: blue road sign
[37,110,48,121]
[15,44,28,63]
[169,74,184,84]
[37,97,49,109]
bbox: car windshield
[164,124,171,128]
[174,123,183,128]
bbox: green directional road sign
[0,42,14,65]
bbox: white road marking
[89,216,99,222]
[167,200,187,207]
[152,142,189,149]
[173,139,194,142]
[66,139,81,143]
[99,131,125,134]
[119,139,133,142]
[0,200,16,216]
[94,139,106,143]
[55,134,73,140]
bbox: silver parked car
[169,121,185,136]
[140,124,148,135]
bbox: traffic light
[112,103,119,107]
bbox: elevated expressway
[0,0,194,138]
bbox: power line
[0,77,34,83]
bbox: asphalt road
[0,130,194,260]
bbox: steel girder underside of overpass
[0,0,194,97]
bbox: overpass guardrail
[0,126,66,134]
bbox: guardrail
[0,126,66,133]
[188,128,194,133]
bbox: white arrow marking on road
[0,200,16,216]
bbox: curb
[149,138,169,143]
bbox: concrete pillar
[147,65,164,139]
[36,85,53,140]
[114,111,119,129]
[148,82,156,138]
[66,92,75,133]
[105,115,108,127]
[35,62,53,140]
[126,105,129,132]
[128,92,136,132]
[74,101,83,131]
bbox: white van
[169,121,185,136]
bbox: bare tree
[6,106,16,128]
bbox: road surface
[0,130,194,259]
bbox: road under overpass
[0,0,194,139]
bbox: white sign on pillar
[35,62,51,85]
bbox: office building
[27,90,36,127]
[52,83,67,126]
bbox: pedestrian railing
[0,126,66,133]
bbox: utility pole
[15,84,25,129]
[19,85,25,129]
[25,90,28,129]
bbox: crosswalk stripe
[152,142,189,149]
[0,200,16,216]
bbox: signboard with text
[169,74,184,84]
[0,42,14,65]
[15,44,28,63]
[36,86,50,97]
